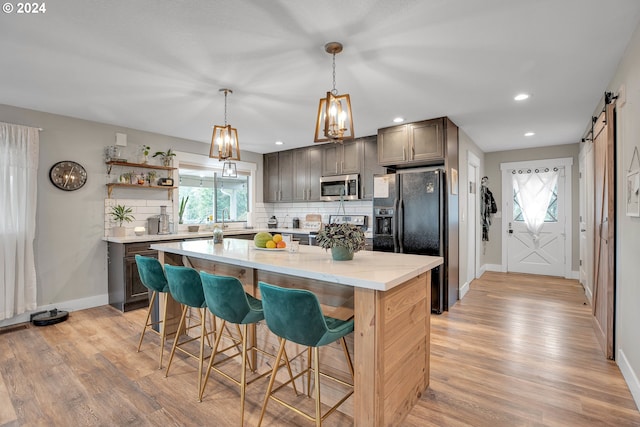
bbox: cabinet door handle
[403,147,406,161]
[341,161,344,172]
[335,162,338,174]
[411,144,415,159]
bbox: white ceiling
[2,0,640,154]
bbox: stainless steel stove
[328,214,368,229]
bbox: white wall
[0,104,262,327]
[605,21,640,408]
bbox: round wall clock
[49,160,88,191]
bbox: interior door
[506,165,567,277]
[592,105,615,359]
[579,138,595,302]
[466,153,479,296]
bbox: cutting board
[305,214,322,222]
[303,214,323,231]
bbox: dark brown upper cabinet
[378,118,445,167]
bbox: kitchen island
[151,238,442,426]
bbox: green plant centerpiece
[152,148,176,166]
[315,223,365,261]
[178,195,189,224]
[109,204,135,237]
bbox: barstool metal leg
[313,346,321,427]
[240,323,248,426]
[137,290,156,352]
[257,337,287,427]
[165,305,188,378]
[158,292,169,369]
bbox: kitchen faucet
[222,208,229,229]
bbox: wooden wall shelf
[105,161,176,199]
[106,160,176,175]
[106,183,176,199]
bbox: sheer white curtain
[513,169,558,242]
[0,122,39,320]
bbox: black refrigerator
[373,167,456,313]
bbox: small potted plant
[178,195,189,224]
[153,148,176,167]
[139,145,151,163]
[109,204,135,237]
[315,223,365,261]
[147,170,157,185]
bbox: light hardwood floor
[1,272,639,426]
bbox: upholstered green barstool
[134,254,171,369]
[198,272,297,425]
[257,282,354,427]
[163,264,213,399]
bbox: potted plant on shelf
[315,222,366,261]
[147,170,157,185]
[139,145,151,163]
[152,148,176,167]
[178,195,189,224]
[109,204,135,237]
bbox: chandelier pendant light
[210,88,240,162]
[314,42,354,143]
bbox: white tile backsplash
[255,200,374,230]
[104,198,174,237]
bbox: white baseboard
[479,264,487,277]
[484,264,505,272]
[618,349,640,411]
[460,281,470,298]
[580,282,593,305]
[567,270,580,280]
[0,293,109,328]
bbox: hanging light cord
[331,53,338,96]
[223,89,228,126]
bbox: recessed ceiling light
[393,117,404,123]
[524,132,535,137]
[514,93,530,101]
[275,140,284,145]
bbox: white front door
[501,158,573,277]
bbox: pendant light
[314,42,354,143]
[210,88,240,177]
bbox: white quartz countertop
[103,227,371,244]
[102,228,317,244]
[150,238,442,292]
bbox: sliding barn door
[592,104,615,360]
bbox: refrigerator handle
[397,197,404,252]
[393,197,400,252]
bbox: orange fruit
[272,234,283,243]
[265,240,277,249]
[276,240,287,249]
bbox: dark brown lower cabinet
[107,240,183,312]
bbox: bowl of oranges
[253,232,287,250]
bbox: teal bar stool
[199,272,298,426]
[164,264,213,399]
[257,282,354,427]
[134,255,171,369]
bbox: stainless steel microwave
[320,174,359,201]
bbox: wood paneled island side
[151,238,442,426]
